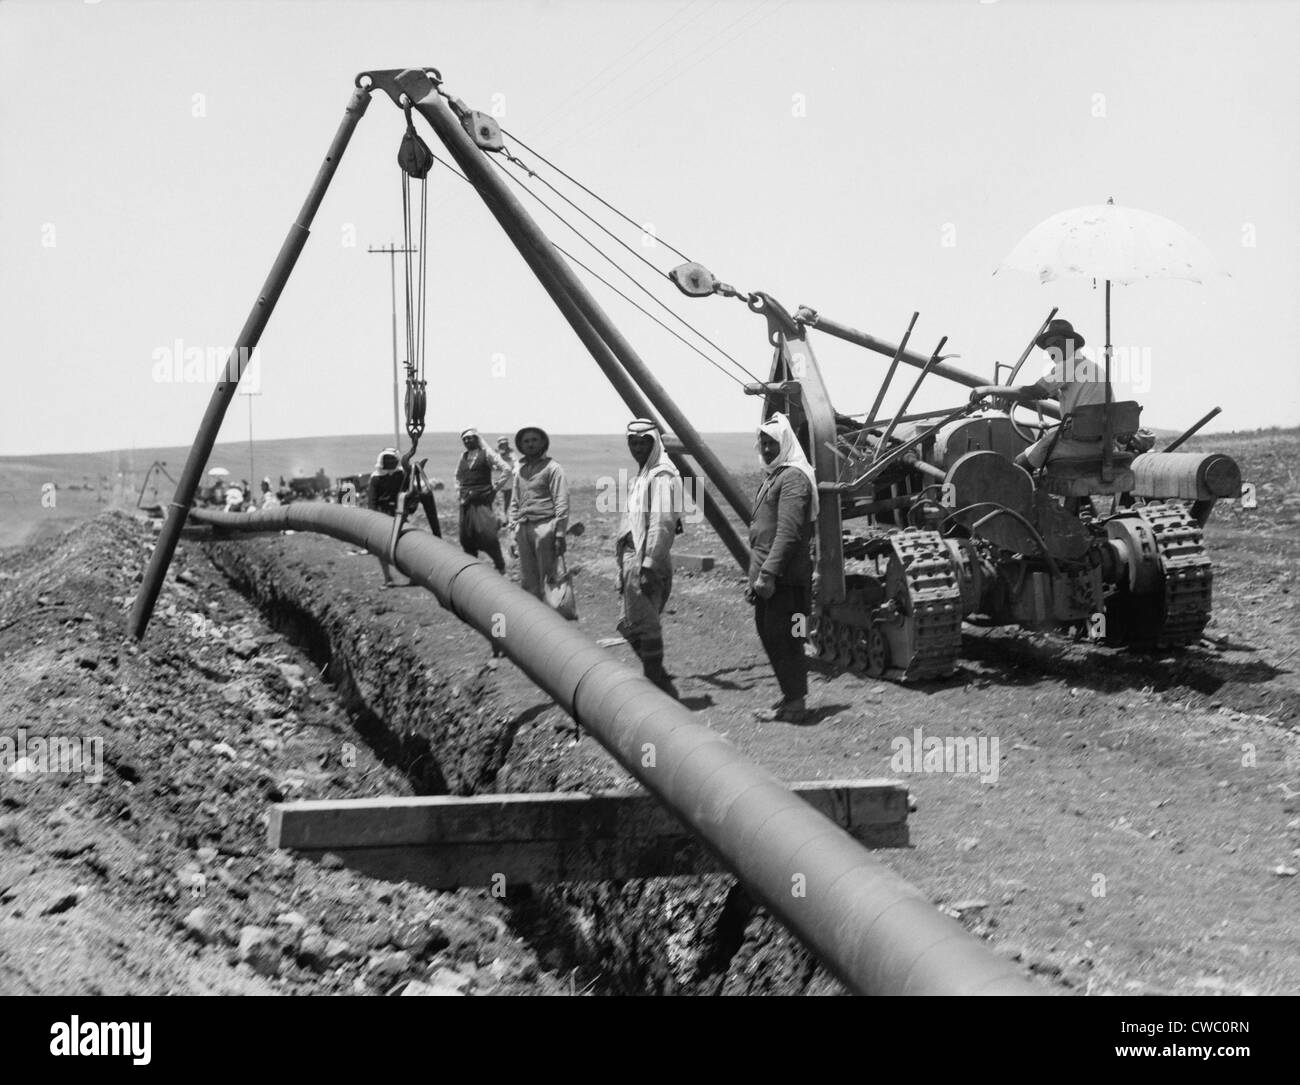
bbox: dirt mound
[0,512,560,995]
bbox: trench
[204,535,840,995]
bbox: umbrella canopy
[995,200,1227,286]
[995,198,1227,482]
[207,467,230,478]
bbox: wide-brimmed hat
[515,426,550,454]
[1035,318,1085,350]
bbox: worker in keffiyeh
[455,427,510,574]
[616,418,683,698]
[747,412,818,723]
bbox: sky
[3,0,1298,456]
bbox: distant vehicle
[286,468,331,503]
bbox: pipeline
[191,502,1038,996]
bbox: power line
[526,0,716,143]
[557,0,790,153]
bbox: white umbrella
[996,198,1227,459]
[996,198,1226,288]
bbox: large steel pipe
[191,503,1038,996]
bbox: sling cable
[387,97,440,562]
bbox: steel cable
[488,153,762,383]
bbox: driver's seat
[1042,400,1142,497]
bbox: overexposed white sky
[3,0,1297,456]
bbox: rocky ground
[0,428,1297,995]
[0,515,564,995]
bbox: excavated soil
[1,428,1298,995]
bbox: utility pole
[368,242,416,449]
[239,383,261,496]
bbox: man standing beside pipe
[455,428,509,574]
[507,426,570,602]
[616,418,682,698]
[747,413,817,724]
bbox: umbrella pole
[1102,277,1114,482]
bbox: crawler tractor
[716,290,1241,681]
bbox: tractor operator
[996,318,1109,470]
[971,317,1152,470]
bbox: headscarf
[624,419,680,552]
[460,427,479,441]
[626,418,668,475]
[756,413,819,521]
[374,447,400,471]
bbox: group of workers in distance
[356,315,1135,723]
[216,476,282,513]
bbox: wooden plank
[322,823,908,888]
[269,780,908,888]
[271,779,908,849]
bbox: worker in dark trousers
[368,446,441,587]
[747,413,817,723]
[616,418,682,698]
[454,428,509,573]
